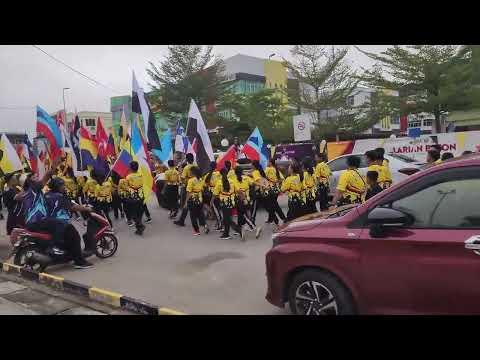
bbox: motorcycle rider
[45,177,95,269]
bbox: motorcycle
[9,211,118,272]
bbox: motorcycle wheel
[13,245,46,273]
[95,233,118,259]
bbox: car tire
[288,270,356,315]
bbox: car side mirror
[367,207,410,238]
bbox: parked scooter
[10,211,118,272]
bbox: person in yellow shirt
[126,161,145,235]
[118,177,132,225]
[375,148,390,169]
[365,150,392,190]
[302,158,317,215]
[224,160,236,181]
[213,168,242,240]
[83,170,98,206]
[164,160,180,219]
[185,166,208,236]
[109,173,124,220]
[95,175,113,227]
[62,167,80,220]
[203,161,222,230]
[233,167,257,238]
[314,153,331,211]
[264,158,287,225]
[76,174,86,205]
[175,153,196,227]
[332,156,366,206]
[281,163,306,221]
[251,160,270,225]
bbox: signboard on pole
[293,114,311,142]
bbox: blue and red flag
[36,105,63,159]
[242,127,268,169]
[111,149,133,178]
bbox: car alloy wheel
[294,280,338,315]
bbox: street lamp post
[62,87,70,124]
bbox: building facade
[66,111,113,135]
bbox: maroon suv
[266,155,480,315]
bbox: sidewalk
[0,274,133,315]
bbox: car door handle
[465,235,480,255]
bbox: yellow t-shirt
[126,171,144,199]
[368,164,392,188]
[233,175,253,203]
[165,168,180,185]
[118,178,129,197]
[62,176,78,198]
[382,159,389,168]
[337,169,366,202]
[76,176,86,189]
[203,170,221,190]
[213,178,236,208]
[95,181,113,203]
[83,178,98,198]
[281,174,304,200]
[181,163,195,185]
[227,169,236,181]
[265,166,284,184]
[186,177,204,203]
[434,159,443,165]
[314,162,332,185]
[303,171,316,199]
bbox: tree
[355,45,460,133]
[147,45,229,115]
[217,88,294,143]
[283,45,379,138]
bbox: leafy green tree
[147,45,229,115]
[217,88,294,143]
[355,45,460,133]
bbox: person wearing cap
[45,177,95,269]
[3,173,24,235]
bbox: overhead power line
[31,45,122,94]
[0,106,35,110]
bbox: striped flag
[0,134,23,174]
[186,99,214,174]
[36,105,63,159]
[131,117,154,202]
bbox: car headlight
[271,232,282,248]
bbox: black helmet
[48,177,65,192]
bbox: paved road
[31,199,289,315]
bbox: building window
[423,119,433,127]
[391,116,400,124]
[409,121,421,128]
[347,96,355,106]
[85,118,96,127]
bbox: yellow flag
[0,134,23,173]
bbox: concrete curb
[0,262,187,315]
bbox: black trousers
[188,201,205,233]
[143,204,151,219]
[121,198,131,221]
[286,197,304,222]
[165,185,179,212]
[317,184,330,211]
[266,192,286,225]
[26,218,67,247]
[155,180,166,208]
[64,223,84,263]
[6,212,24,235]
[221,207,241,237]
[112,193,123,218]
[95,201,112,227]
[128,198,144,231]
[237,202,255,229]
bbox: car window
[329,155,367,172]
[386,178,480,228]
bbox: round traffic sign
[298,121,305,131]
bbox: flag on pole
[79,127,98,168]
[36,105,63,159]
[107,134,116,157]
[132,71,162,155]
[96,117,109,159]
[186,99,214,174]
[111,149,133,178]
[242,127,268,169]
[22,134,38,174]
[216,145,238,171]
[152,129,173,163]
[0,134,23,174]
[131,116,154,202]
